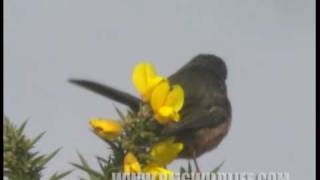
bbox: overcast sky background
[4,0,315,179]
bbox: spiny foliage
[72,105,163,179]
[72,107,224,180]
[3,117,72,180]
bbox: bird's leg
[192,151,201,172]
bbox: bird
[69,54,232,171]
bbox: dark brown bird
[69,54,232,171]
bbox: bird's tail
[69,79,142,112]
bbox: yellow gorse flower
[122,152,172,179]
[132,63,165,102]
[151,80,184,124]
[142,164,173,180]
[89,118,123,140]
[121,62,184,176]
[149,137,184,166]
[123,152,142,173]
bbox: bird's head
[181,54,227,80]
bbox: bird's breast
[178,118,231,158]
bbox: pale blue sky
[4,0,315,179]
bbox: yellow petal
[143,76,165,101]
[164,85,184,112]
[132,63,164,101]
[144,63,158,84]
[89,118,123,140]
[151,81,170,112]
[124,152,141,173]
[132,63,153,94]
[154,114,170,125]
[171,112,180,122]
[143,164,173,180]
[149,137,184,166]
[158,106,174,118]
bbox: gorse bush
[3,117,72,180]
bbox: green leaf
[49,170,73,180]
[38,148,61,167]
[96,156,109,164]
[180,166,186,174]
[211,161,225,173]
[27,132,46,149]
[71,163,103,180]
[31,154,46,165]
[188,160,193,173]
[77,152,91,168]
[114,105,125,120]
[17,120,28,136]
[74,152,104,180]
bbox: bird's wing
[69,79,142,112]
[161,103,229,136]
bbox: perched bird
[69,54,232,171]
